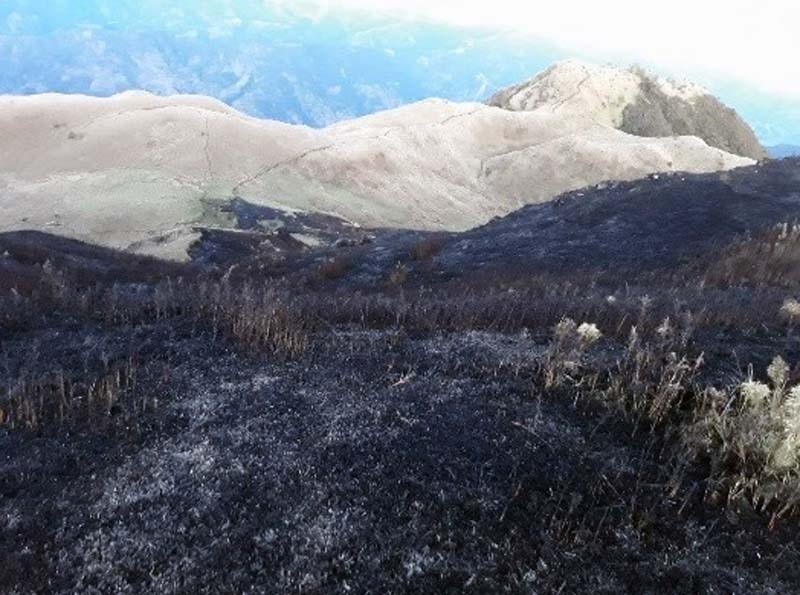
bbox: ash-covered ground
[3,324,799,594]
[3,159,800,593]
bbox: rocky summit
[489,59,768,160]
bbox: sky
[322,0,800,100]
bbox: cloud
[314,0,800,99]
[6,11,23,33]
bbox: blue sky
[2,0,799,145]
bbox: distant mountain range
[1,0,798,147]
[0,1,560,127]
[768,145,800,158]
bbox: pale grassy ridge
[0,88,751,259]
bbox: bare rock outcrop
[489,59,767,160]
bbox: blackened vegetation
[190,197,373,270]
[3,161,800,593]
[432,158,800,281]
[0,230,189,290]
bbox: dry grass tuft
[386,263,410,287]
[542,317,602,388]
[192,281,308,358]
[316,255,352,281]
[701,222,800,287]
[0,359,151,433]
[409,236,447,261]
[685,356,800,526]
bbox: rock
[488,59,767,160]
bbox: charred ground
[3,160,800,593]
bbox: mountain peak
[488,60,767,160]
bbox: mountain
[2,2,799,149]
[489,60,768,160]
[432,158,800,279]
[7,160,800,286]
[769,144,800,158]
[253,158,799,287]
[0,73,751,260]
